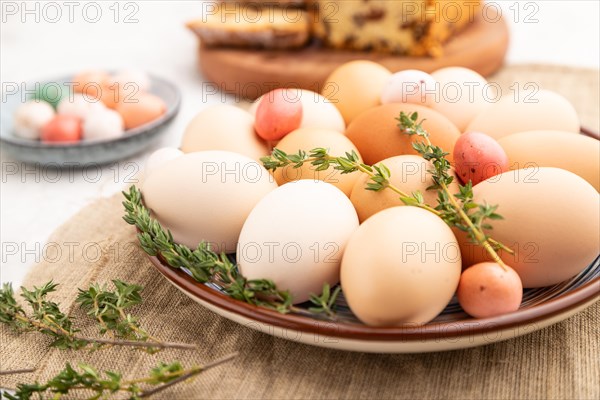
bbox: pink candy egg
[254,88,303,141]
[453,131,509,185]
[457,262,523,318]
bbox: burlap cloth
[1,65,599,399]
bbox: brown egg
[498,130,600,192]
[350,155,459,222]
[273,128,362,196]
[116,93,166,130]
[345,103,461,165]
[323,60,391,125]
[457,168,599,287]
[72,70,111,100]
[341,207,461,326]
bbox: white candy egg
[83,108,124,140]
[381,70,437,106]
[13,100,55,140]
[249,89,346,133]
[430,67,491,132]
[110,69,151,92]
[57,93,105,119]
[145,148,184,176]
[238,180,359,304]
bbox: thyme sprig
[260,115,513,262]
[122,187,340,319]
[261,148,440,215]
[75,280,191,353]
[397,111,513,266]
[3,352,237,400]
[0,282,196,352]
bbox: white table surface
[1,0,599,287]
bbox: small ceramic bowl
[0,74,181,166]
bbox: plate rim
[147,253,600,342]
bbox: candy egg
[83,108,124,141]
[109,69,151,92]
[57,93,105,119]
[41,115,82,143]
[30,83,65,108]
[255,88,303,141]
[145,148,184,176]
[381,69,437,106]
[453,131,509,185]
[98,84,123,110]
[238,180,359,303]
[181,104,268,161]
[457,262,523,318]
[466,90,580,139]
[13,100,55,140]
[323,60,391,125]
[72,70,111,100]
[116,93,166,130]
[102,70,151,109]
[430,67,490,131]
[249,89,345,133]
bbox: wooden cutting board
[197,13,509,100]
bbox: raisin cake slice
[188,4,309,49]
[308,0,482,56]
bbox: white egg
[145,148,184,176]
[110,69,151,92]
[83,108,124,140]
[143,151,277,253]
[238,180,359,303]
[249,89,345,133]
[430,67,491,132]
[57,93,105,119]
[380,70,437,106]
[466,90,580,139]
[13,100,55,140]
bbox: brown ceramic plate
[145,127,599,353]
[146,128,599,353]
[149,253,599,353]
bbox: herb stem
[93,297,115,340]
[13,313,196,350]
[137,352,239,398]
[0,368,36,376]
[43,315,71,337]
[419,134,509,271]
[116,307,161,344]
[352,160,441,216]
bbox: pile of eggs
[13,69,166,143]
[142,61,600,326]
